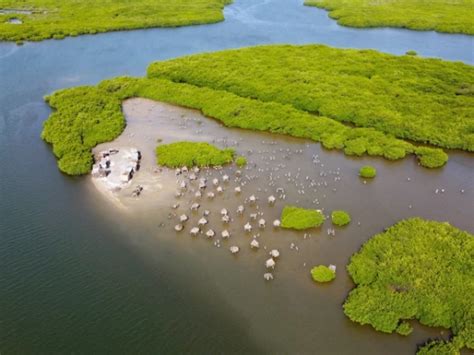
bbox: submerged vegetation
[344,218,473,354]
[311,265,336,283]
[304,0,474,35]
[331,210,351,226]
[0,0,231,42]
[155,141,234,168]
[359,165,377,178]
[280,206,325,230]
[42,44,474,174]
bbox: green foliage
[41,85,125,175]
[0,0,231,42]
[281,205,325,230]
[415,147,449,168]
[359,165,377,178]
[396,321,413,336]
[331,210,351,226]
[417,340,459,355]
[304,0,474,35]
[344,218,474,354]
[45,45,473,175]
[235,155,247,167]
[155,141,234,168]
[406,50,418,56]
[148,44,473,153]
[311,265,336,283]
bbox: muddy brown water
[84,98,473,354]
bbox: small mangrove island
[156,141,235,168]
[359,165,377,179]
[344,218,473,354]
[331,210,351,226]
[280,205,325,230]
[304,0,474,35]
[311,265,336,283]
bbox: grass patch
[43,44,472,175]
[155,141,234,168]
[0,0,231,42]
[343,218,473,354]
[280,205,325,230]
[359,165,377,178]
[311,265,336,283]
[331,210,351,226]
[304,0,474,35]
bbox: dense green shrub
[359,165,377,178]
[415,147,449,168]
[281,205,325,230]
[0,0,231,42]
[235,156,247,167]
[396,321,413,336]
[331,210,351,226]
[148,45,474,152]
[311,265,336,283]
[155,141,234,168]
[344,218,473,354]
[417,340,459,355]
[304,0,474,35]
[406,50,418,56]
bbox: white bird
[221,208,228,216]
[207,192,215,199]
[328,264,337,272]
[263,273,274,281]
[212,178,219,186]
[221,230,231,239]
[273,219,281,227]
[222,175,229,183]
[244,222,252,232]
[230,246,240,254]
[174,224,184,232]
[269,249,280,258]
[179,214,189,223]
[190,203,200,211]
[237,205,245,214]
[250,239,260,249]
[198,218,208,226]
[268,195,276,205]
[265,258,276,269]
[234,186,242,194]
[190,227,200,236]
[205,229,215,238]
[258,219,266,228]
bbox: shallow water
[0,0,473,353]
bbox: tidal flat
[82,97,473,353]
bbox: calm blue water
[0,0,472,353]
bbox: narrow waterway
[0,0,472,353]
